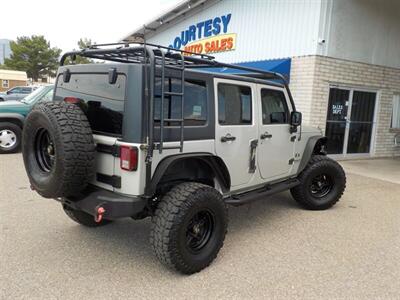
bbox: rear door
[256,85,295,181]
[214,78,258,188]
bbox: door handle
[221,134,236,142]
[260,132,272,140]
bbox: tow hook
[94,206,106,223]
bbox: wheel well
[155,156,231,195]
[313,137,328,155]
[0,118,23,129]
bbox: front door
[257,85,295,181]
[325,87,377,156]
[214,79,258,187]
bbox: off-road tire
[0,122,22,154]
[150,182,228,274]
[22,102,95,198]
[291,155,346,210]
[62,205,112,227]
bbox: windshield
[21,86,52,104]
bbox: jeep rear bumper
[62,187,148,220]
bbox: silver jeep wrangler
[22,43,346,274]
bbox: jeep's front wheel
[291,155,346,210]
[150,182,228,274]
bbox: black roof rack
[59,42,288,84]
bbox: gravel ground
[1,153,399,299]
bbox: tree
[4,35,61,81]
[63,38,95,65]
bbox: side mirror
[291,111,302,127]
[6,90,11,95]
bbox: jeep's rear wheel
[291,155,346,210]
[22,102,96,198]
[62,205,112,227]
[0,122,21,154]
[150,182,228,274]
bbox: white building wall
[326,0,400,68]
[146,0,324,63]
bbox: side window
[154,79,207,126]
[21,87,32,94]
[261,89,289,124]
[218,83,252,125]
[9,87,20,94]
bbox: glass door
[325,88,349,154]
[325,87,377,156]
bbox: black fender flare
[0,113,25,127]
[297,136,328,173]
[147,152,231,196]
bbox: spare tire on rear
[22,101,96,198]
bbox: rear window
[54,73,126,136]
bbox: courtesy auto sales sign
[168,13,236,55]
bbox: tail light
[64,97,80,104]
[120,146,138,171]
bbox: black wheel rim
[34,128,55,173]
[310,174,333,198]
[186,210,214,253]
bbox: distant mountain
[0,39,12,65]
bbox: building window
[2,80,9,88]
[218,83,252,125]
[392,94,400,129]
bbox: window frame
[392,94,400,129]
[2,79,9,89]
[217,82,253,126]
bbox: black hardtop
[57,62,284,88]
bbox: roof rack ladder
[157,52,185,154]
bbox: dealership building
[123,0,400,158]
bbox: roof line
[120,0,209,42]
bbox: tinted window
[21,87,32,94]
[261,89,289,124]
[55,74,126,136]
[154,79,207,126]
[8,87,21,94]
[218,83,252,125]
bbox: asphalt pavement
[1,154,399,299]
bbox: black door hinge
[249,139,258,173]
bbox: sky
[1,0,181,52]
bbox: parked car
[0,85,54,153]
[0,86,38,101]
[22,43,346,274]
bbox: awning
[199,58,291,82]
